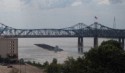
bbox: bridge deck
[0,22,125,38]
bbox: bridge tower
[78,37,83,53]
[94,22,98,48]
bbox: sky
[0,0,125,29]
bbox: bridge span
[0,22,125,53]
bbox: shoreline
[0,64,45,73]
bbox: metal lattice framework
[0,22,125,38]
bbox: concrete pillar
[78,37,80,53]
[122,38,124,50]
[94,37,98,48]
[119,38,122,49]
[81,37,83,53]
[118,38,122,44]
[78,37,83,53]
[118,38,124,50]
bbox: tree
[46,58,62,73]
[45,40,125,73]
[52,58,57,64]
[43,61,49,68]
[0,55,3,63]
[84,43,125,73]
[101,40,122,50]
[63,57,76,73]
[63,57,86,73]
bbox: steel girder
[0,22,125,38]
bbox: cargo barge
[34,44,63,52]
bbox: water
[18,38,109,63]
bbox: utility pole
[25,63,26,73]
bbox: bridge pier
[78,37,83,53]
[94,37,98,48]
[118,38,124,50]
[121,38,124,50]
[119,38,122,44]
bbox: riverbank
[0,65,12,73]
[0,64,45,73]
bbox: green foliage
[7,54,17,59]
[27,61,43,68]
[52,58,57,64]
[43,61,49,68]
[84,43,125,73]
[29,40,125,73]
[62,57,75,73]
[0,55,17,64]
[46,58,62,73]
[46,63,62,73]
[101,40,122,50]
[20,58,25,64]
[63,57,86,73]
[0,56,3,63]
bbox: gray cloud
[109,0,123,4]
[81,0,124,4]
[81,0,92,3]
[20,0,31,5]
[21,0,75,9]
[20,0,125,10]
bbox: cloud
[0,0,22,11]
[0,0,77,11]
[21,0,75,9]
[71,1,83,6]
[98,0,110,5]
[81,0,93,3]
[20,0,31,5]
[0,0,124,12]
[85,0,125,5]
[98,0,124,5]
[109,0,123,4]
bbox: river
[18,38,109,63]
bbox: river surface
[18,38,109,63]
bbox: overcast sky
[0,0,125,29]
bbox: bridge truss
[0,22,125,38]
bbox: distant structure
[0,38,18,60]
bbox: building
[0,38,18,60]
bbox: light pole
[19,60,21,73]
[25,63,26,73]
[20,58,24,73]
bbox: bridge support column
[122,38,124,50]
[94,37,98,48]
[78,37,83,53]
[119,38,122,44]
[118,38,124,50]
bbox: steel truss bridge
[0,22,125,53]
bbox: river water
[18,38,109,64]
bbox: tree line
[27,40,125,73]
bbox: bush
[84,43,125,73]
[31,40,125,73]
[101,40,122,50]
[46,58,62,73]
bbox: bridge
[0,22,125,53]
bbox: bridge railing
[0,22,125,38]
